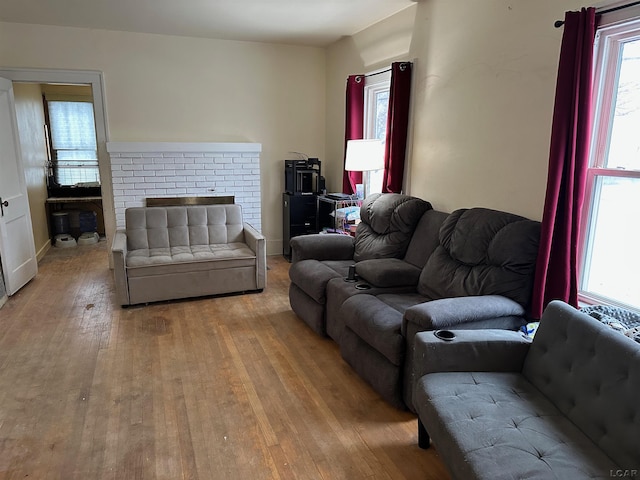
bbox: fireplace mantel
[106,142,262,154]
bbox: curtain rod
[365,68,391,78]
[367,62,411,76]
[555,1,640,27]
[352,62,412,83]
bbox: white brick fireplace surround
[106,142,262,232]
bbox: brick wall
[107,142,261,232]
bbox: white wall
[0,22,326,255]
[326,0,585,221]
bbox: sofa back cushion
[126,205,245,250]
[403,209,449,268]
[417,208,540,308]
[354,193,431,262]
[523,300,640,469]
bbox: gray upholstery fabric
[322,209,448,342]
[288,259,347,304]
[289,283,326,336]
[288,194,435,337]
[415,372,618,480]
[418,208,540,309]
[289,234,355,263]
[126,205,245,250]
[403,209,449,268]
[354,193,431,261]
[324,279,417,343]
[113,204,265,306]
[413,301,640,479]
[334,208,539,411]
[340,294,408,409]
[355,258,422,287]
[342,294,404,366]
[412,329,532,382]
[287,258,352,336]
[126,243,256,268]
[523,301,640,470]
[402,295,525,332]
[340,291,528,411]
[339,327,405,409]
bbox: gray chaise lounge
[413,300,640,479]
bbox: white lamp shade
[344,139,384,172]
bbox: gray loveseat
[112,204,266,306]
[413,300,640,479]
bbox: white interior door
[0,77,37,295]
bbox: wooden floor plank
[0,240,450,479]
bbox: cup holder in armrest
[355,283,371,290]
[434,330,456,341]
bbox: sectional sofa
[288,193,541,410]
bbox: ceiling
[0,0,417,47]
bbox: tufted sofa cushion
[417,207,540,309]
[354,193,431,261]
[523,302,640,470]
[126,205,245,251]
[416,370,619,479]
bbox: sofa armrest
[244,223,266,289]
[413,329,532,383]
[290,234,355,263]
[403,295,526,331]
[111,230,130,306]
[356,258,422,288]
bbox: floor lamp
[344,139,384,199]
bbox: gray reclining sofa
[288,194,541,410]
[413,300,640,479]
[112,204,266,306]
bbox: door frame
[0,67,114,266]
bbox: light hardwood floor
[0,241,450,480]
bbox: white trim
[106,142,262,154]
[579,21,640,311]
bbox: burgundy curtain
[382,62,412,193]
[342,74,365,194]
[530,8,596,319]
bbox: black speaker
[283,193,318,259]
[284,159,321,195]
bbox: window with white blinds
[48,100,100,186]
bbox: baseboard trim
[36,241,52,262]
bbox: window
[46,99,99,186]
[581,16,640,311]
[363,70,390,195]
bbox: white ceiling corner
[0,0,416,47]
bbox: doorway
[0,68,114,267]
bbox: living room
[1,0,638,478]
